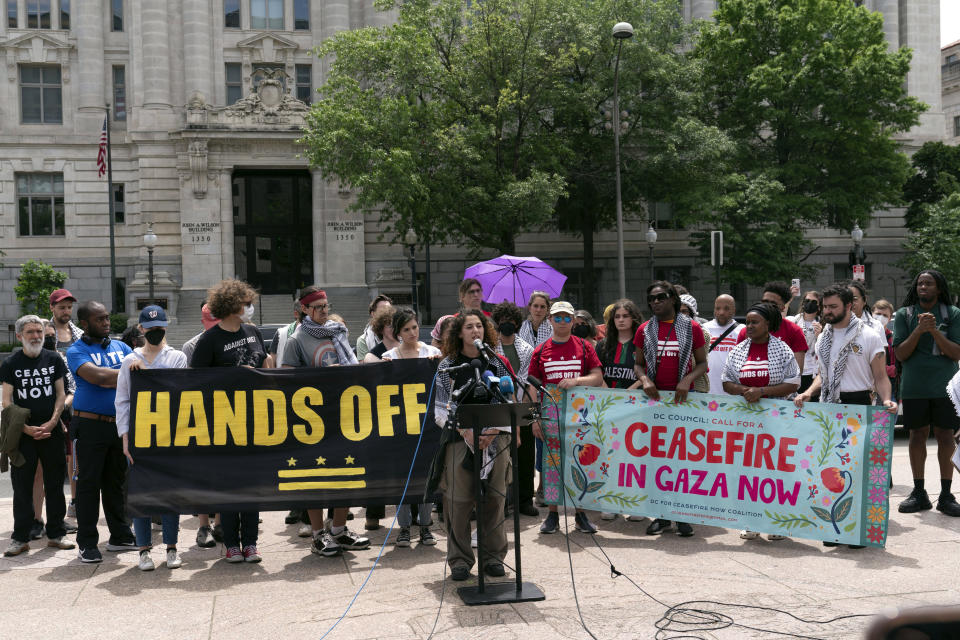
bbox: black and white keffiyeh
[519,318,553,348]
[947,369,960,419]
[815,313,863,404]
[721,335,800,387]
[642,313,693,384]
[299,316,358,365]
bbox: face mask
[241,304,255,322]
[571,325,591,339]
[802,300,819,314]
[497,321,517,337]
[43,336,57,351]
[144,328,166,346]
[877,315,890,329]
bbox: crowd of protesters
[2,269,959,578]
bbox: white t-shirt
[382,343,441,360]
[791,314,820,376]
[703,319,742,396]
[816,323,886,392]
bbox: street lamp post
[645,225,658,283]
[143,223,158,300]
[404,228,419,315]
[612,21,634,300]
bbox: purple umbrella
[463,255,567,305]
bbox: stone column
[689,0,715,21]
[220,169,235,280]
[183,0,213,103]
[141,2,171,108]
[76,0,105,114]
[877,0,899,52]
[900,0,944,141]
[322,0,350,38]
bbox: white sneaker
[166,549,182,569]
[47,537,76,550]
[767,534,787,541]
[297,523,312,538]
[739,530,760,540]
[4,539,29,556]
[600,512,617,521]
[138,551,155,571]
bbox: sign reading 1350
[182,222,220,244]
[327,220,363,243]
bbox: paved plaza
[1,431,958,640]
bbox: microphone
[443,360,477,375]
[451,359,487,401]
[481,370,510,402]
[473,338,498,359]
[498,375,515,397]
[527,375,548,394]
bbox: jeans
[220,511,258,548]
[397,503,432,527]
[75,417,133,549]
[133,515,180,548]
[11,431,67,542]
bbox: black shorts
[902,397,960,431]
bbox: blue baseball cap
[139,305,168,328]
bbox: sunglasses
[552,316,572,323]
[647,292,670,303]
[308,303,330,311]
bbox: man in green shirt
[893,270,960,517]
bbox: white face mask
[877,315,890,329]
[241,304,255,322]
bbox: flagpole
[104,103,117,314]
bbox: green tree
[690,0,926,285]
[903,142,960,230]
[15,259,67,317]
[899,194,960,297]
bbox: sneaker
[63,521,78,534]
[331,527,370,550]
[47,537,75,550]
[67,501,76,519]
[4,540,29,556]
[600,512,617,521]
[311,531,342,557]
[225,546,243,563]
[285,510,302,524]
[646,519,671,535]
[626,515,645,522]
[484,562,506,577]
[451,564,471,581]
[395,527,411,547]
[297,523,312,538]
[936,493,960,517]
[534,486,545,507]
[138,550,155,571]
[212,524,224,543]
[105,539,137,552]
[767,534,787,541]
[740,530,760,540]
[242,545,261,563]
[78,547,102,563]
[419,526,437,546]
[677,522,694,537]
[539,511,559,534]
[518,502,539,517]
[151,517,163,530]
[166,548,182,569]
[898,489,933,513]
[29,519,44,540]
[196,525,216,548]
[574,511,597,534]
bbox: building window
[954,115,960,138]
[226,62,243,105]
[17,173,65,236]
[295,64,311,103]
[112,183,125,224]
[7,0,16,28]
[250,0,282,30]
[111,0,122,31]
[113,66,126,121]
[294,0,308,29]
[59,0,68,28]
[224,0,240,28]
[27,0,52,28]
[20,64,62,124]
[114,278,126,313]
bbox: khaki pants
[440,435,511,571]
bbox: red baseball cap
[49,289,76,305]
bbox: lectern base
[457,581,546,606]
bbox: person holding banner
[191,279,269,563]
[115,305,188,570]
[281,286,371,558]
[633,282,708,537]
[703,295,742,397]
[722,301,801,541]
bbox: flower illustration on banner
[588,394,596,402]
[647,399,657,406]
[626,395,637,405]
[571,443,605,500]
[869,467,888,486]
[868,486,886,504]
[835,412,843,419]
[871,429,889,447]
[800,459,810,470]
[600,462,610,477]
[547,437,561,452]
[611,427,619,435]
[866,505,886,524]
[822,497,832,506]
[612,441,621,450]
[869,448,888,466]
[866,525,884,544]
[811,467,854,534]
[807,485,818,499]
[577,444,601,466]
[708,401,720,412]
[805,445,813,453]
[771,408,781,417]
[821,468,846,493]
[545,470,560,484]
[544,486,559,502]
[588,470,596,480]
[794,409,803,418]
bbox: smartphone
[791,278,800,291]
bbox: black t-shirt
[369,342,388,359]
[599,339,638,389]
[0,348,67,424]
[190,324,266,368]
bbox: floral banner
[540,386,895,547]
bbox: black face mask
[497,321,517,337]
[144,328,166,346]
[802,300,820,314]
[43,336,57,351]
[571,325,591,339]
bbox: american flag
[96,117,108,178]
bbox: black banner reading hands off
[127,359,440,515]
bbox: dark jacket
[0,403,31,471]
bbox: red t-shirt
[737,318,807,353]
[632,319,706,391]
[738,341,770,387]
[529,337,602,385]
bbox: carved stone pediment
[186,70,309,130]
[1,32,74,82]
[236,32,299,64]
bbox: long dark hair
[442,310,497,360]
[598,299,642,361]
[903,269,952,309]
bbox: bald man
[703,295,742,396]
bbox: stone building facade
[944,40,960,144]
[0,0,947,342]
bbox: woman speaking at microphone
[431,310,516,582]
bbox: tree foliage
[689,0,926,285]
[899,194,960,297]
[15,259,67,318]
[903,142,960,230]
